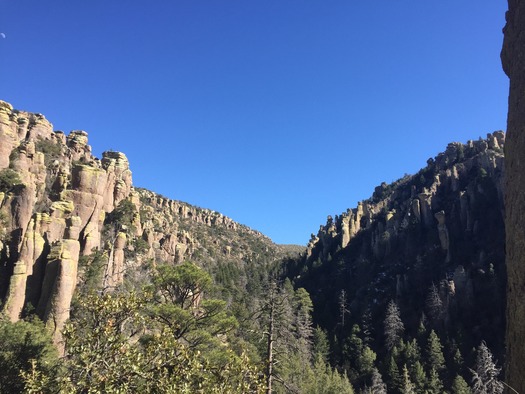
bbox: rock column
[502,1,525,391]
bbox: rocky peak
[0,100,132,346]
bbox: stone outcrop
[0,100,133,345]
[306,132,505,267]
[501,1,525,391]
[0,100,297,349]
[296,132,506,362]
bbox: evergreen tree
[470,341,504,394]
[426,283,444,330]
[361,368,387,394]
[410,361,427,393]
[451,374,472,394]
[400,364,416,394]
[0,318,58,393]
[426,367,444,394]
[361,307,373,345]
[384,300,404,351]
[426,330,445,373]
[385,354,401,393]
[307,356,355,394]
[401,338,421,370]
[312,326,330,363]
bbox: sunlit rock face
[0,100,133,346]
[0,100,293,351]
[501,1,525,391]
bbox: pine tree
[451,374,472,394]
[410,361,427,393]
[470,341,504,394]
[384,300,404,351]
[312,327,330,363]
[426,367,444,394]
[426,283,444,329]
[385,354,401,393]
[400,365,416,394]
[426,330,445,373]
[362,368,387,394]
[361,307,373,345]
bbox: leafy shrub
[35,138,62,165]
[0,169,21,192]
[0,317,59,393]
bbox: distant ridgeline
[284,131,506,390]
[0,99,290,346]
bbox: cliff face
[287,132,506,359]
[0,100,290,347]
[0,101,133,346]
[501,0,525,391]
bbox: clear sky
[0,1,509,246]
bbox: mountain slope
[0,99,299,345]
[284,132,506,391]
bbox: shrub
[0,169,21,192]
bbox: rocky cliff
[501,0,525,391]
[0,100,294,348]
[285,132,507,366]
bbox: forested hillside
[284,132,506,393]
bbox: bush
[0,317,59,393]
[35,138,62,165]
[0,169,21,192]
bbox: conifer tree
[410,361,427,393]
[385,354,401,393]
[426,367,444,394]
[470,341,504,394]
[400,364,416,394]
[426,330,445,373]
[426,283,444,330]
[451,374,472,394]
[362,368,387,394]
[384,300,404,351]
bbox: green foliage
[133,237,149,255]
[304,356,354,394]
[153,261,212,308]
[76,251,108,295]
[312,327,330,363]
[150,262,238,353]
[400,364,416,394]
[452,374,472,394]
[26,292,265,393]
[105,199,137,235]
[426,330,445,373]
[427,367,445,394]
[35,137,62,165]
[0,317,58,393]
[0,168,21,192]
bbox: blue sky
[0,1,509,245]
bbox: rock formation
[0,100,132,346]
[0,100,298,348]
[501,0,525,391]
[294,133,506,362]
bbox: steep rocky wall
[0,100,133,345]
[0,100,293,348]
[501,0,525,391]
[291,132,507,358]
